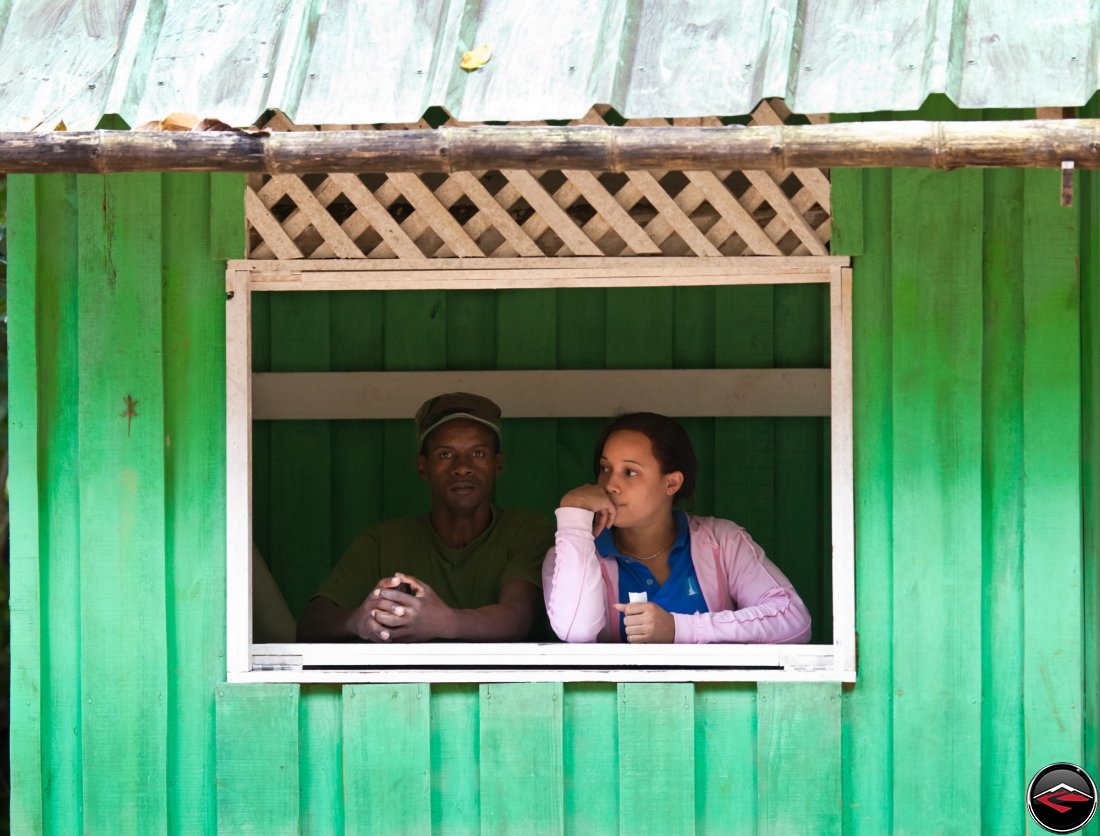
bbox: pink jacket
[543,507,812,644]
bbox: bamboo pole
[2,119,1100,174]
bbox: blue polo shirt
[595,511,709,641]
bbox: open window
[226,257,854,682]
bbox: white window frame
[226,257,855,683]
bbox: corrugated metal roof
[1,0,1097,131]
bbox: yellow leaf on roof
[460,44,492,71]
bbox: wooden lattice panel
[245,101,831,259]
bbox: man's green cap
[415,392,502,446]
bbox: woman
[543,413,811,644]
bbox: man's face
[416,419,502,515]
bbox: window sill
[231,641,855,684]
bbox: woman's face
[597,429,683,530]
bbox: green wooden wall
[8,172,234,833]
[7,111,1100,834]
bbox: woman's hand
[559,484,617,535]
[613,602,676,643]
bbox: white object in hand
[628,591,648,604]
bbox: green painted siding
[1082,99,1100,822]
[8,171,235,835]
[8,133,1100,835]
[835,100,1095,834]
[842,158,1089,832]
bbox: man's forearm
[296,597,356,641]
[444,602,533,641]
[301,580,541,642]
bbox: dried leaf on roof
[460,44,492,71]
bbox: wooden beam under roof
[4,120,1100,173]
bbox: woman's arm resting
[672,525,812,644]
[671,584,811,644]
[558,484,617,536]
[543,507,611,642]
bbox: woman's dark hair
[593,412,697,503]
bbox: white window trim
[225,257,855,683]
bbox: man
[297,392,553,642]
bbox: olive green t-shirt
[314,507,553,613]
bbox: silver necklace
[614,532,676,562]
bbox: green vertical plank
[772,416,825,640]
[757,682,841,835]
[343,684,431,834]
[330,291,386,555]
[714,286,774,545]
[773,284,827,642]
[563,684,619,836]
[253,418,273,559]
[6,173,44,836]
[32,173,84,836]
[1021,168,1084,776]
[673,286,715,515]
[383,291,446,519]
[979,167,1026,835]
[446,288,496,369]
[270,292,331,614]
[252,292,273,558]
[76,173,169,834]
[252,290,272,373]
[480,683,564,835]
[694,685,756,835]
[216,684,300,835]
[890,167,983,835]
[431,684,481,834]
[381,415,425,520]
[162,172,226,835]
[1080,125,1100,798]
[556,287,606,512]
[618,683,694,835]
[605,287,673,370]
[603,285,676,508]
[714,285,774,369]
[678,419,714,516]
[841,168,893,836]
[497,416,560,515]
[386,291,447,369]
[497,288,558,513]
[672,286,715,370]
[297,685,344,836]
[829,168,864,256]
[557,287,605,371]
[555,418,605,513]
[210,172,246,259]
